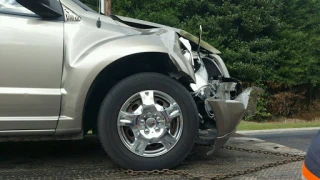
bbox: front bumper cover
[206,87,264,155]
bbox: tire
[98,73,198,170]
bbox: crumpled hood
[114,15,221,54]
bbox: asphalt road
[246,129,319,152]
[0,136,305,179]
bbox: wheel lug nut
[144,129,150,134]
[156,116,161,120]
[155,127,160,132]
[140,120,145,126]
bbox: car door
[0,0,64,134]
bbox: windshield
[72,0,97,13]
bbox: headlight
[179,37,194,65]
[182,50,192,64]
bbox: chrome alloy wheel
[117,90,183,157]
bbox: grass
[237,120,320,131]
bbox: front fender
[69,29,196,82]
[56,29,195,134]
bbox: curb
[237,127,320,135]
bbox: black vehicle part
[17,0,63,19]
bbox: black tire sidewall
[98,73,198,170]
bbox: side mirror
[16,0,63,18]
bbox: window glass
[0,0,35,15]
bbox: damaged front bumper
[206,87,264,155]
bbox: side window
[0,0,35,16]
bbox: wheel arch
[82,52,193,134]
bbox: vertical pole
[104,0,112,15]
[100,0,105,14]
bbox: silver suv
[0,0,260,170]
